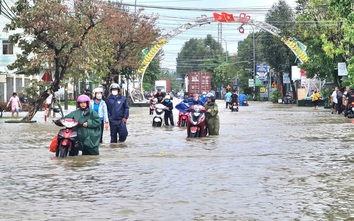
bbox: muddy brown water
[0,100,353,220]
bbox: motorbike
[149,98,157,115]
[346,101,354,118]
[54,118,80,158]
[229,101,239,112]
[178,111,189,127]
[175,101,190,127]
[149,103,155,115]
[242,99,249,106]
[152,103,166,127]
[187,104,207,138]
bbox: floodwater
[0,100,354,220]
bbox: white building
[0,1,42,102]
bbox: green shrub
[270,90,282,103]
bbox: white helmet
[93,87,103,95]
[165,95,171,100]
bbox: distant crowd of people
[329,86,354,117]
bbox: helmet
[165,95,171,100]
[206,92,214,99]
[110,83,120,91]
[93,87,103,94]
[202,91,207,95]
[77,94,91,106]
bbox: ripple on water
[1,102,354,220]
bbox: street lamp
[221,38,228,62]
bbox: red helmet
[77,94,90,106]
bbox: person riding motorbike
[230,90,238,109]
[204,93,220,135]
[152,88,166,103]
[54,94,101,155]
[239,92,248,106]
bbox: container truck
[184,72,211,97]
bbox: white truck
[154,79,171,92]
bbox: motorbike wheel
[188,131,199,138]
[180,119,186,127]
[56,146,68,158]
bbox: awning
[41,70,53,82]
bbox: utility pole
[251,25,256,100]
[134,0,137,14]
[221,38,228,62]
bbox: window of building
[3,40,13,55]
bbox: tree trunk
[21,91,49,122]
[21,79,61,121]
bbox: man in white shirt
[330,87,338,114]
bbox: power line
[121,2,299,12]
[2,0,15,17]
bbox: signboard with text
[256,64,268,81]
[283,73,290,84]
[248,79,254,87]
[338,62,347,76]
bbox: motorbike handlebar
[53,120,64,127]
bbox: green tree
[234,32,265,95]
[176,34,229,91]
[294,0,354,87]
[176,34,224,77]
[261,0,297,97]
[6,0,106,121]
[81,5,160,98]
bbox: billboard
[256,64,268,81]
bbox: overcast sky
[119,0,297,70]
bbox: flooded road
[1,100,354,220]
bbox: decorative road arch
[133,12,309,102]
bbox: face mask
[112,91,118,96]
[96,94,102,100]
[165,99,170,103]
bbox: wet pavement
[0,100,354,220]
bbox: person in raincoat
[54,94,101,155]
[204,92,220,135]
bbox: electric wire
[0,0,15,20]
[2,0,15,17]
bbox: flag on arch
[213,13,226,22]
[221,12,235,22]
